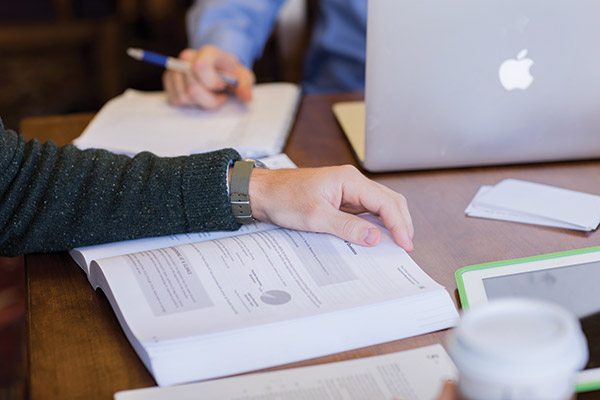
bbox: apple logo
[498,49,534,91]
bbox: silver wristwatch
[230,159,268,224]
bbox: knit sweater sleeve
[0,122,241,256]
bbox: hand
[162,45,255,109]
[249,165,414,251]
[436,381,457,400]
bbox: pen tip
[127,47,142,59]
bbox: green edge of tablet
[454,245,600,394]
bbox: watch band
[230,159,267,224]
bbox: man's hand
[163,45,255,109]
[248,165,414,251]
[436,382,457,400]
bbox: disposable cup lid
[447,298,588,382]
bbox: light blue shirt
[187,0,367,94]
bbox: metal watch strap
[230,159,266,224]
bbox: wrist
[247,167,270,222]
[229,159,267,224]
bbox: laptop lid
[341,0,600,172]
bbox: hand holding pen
[128,46,255,110]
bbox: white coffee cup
[447,298,588,400]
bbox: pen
[126,47,238,86]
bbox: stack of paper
[114,344,457,400]
[74,82,300,158]
[465,179,600,231]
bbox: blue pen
[126,47,238,86]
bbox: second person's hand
[162,45,255,109]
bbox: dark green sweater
[0,121,241,256]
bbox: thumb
[323,211,382,247]
[178,49,196,62]
[214,54,238,76]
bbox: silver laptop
[334,0,600,172]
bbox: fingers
[436,381,457,400]
[373,190,414,249]
[323,211,384,246]
[185,73,228,109]
[190,46,255,104]
[163,70,226,109]
[320,194,414,251]
[336,165,414,250]
[248,166,415,251]
[233,63,255,103]
[186,47,231,92]
[163,46,256,109]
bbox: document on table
[87,211,457,386]
[114,344,457,400]
[73,83,300,158]
[466,179,600,231]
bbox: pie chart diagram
[260,290,292,305]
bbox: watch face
[242,159,268,169]
[254,160,268,169]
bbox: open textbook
[114,344,457,400]
[73,82,300,158]
[80,216,458,386]
[73,215,458,386]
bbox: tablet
[456,246,600,393]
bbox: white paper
[69,221,279,275]
[466,179,600,231]
[256,153,297,169]
[95,220,449,342]
[73,83,300,158]
[465,186,583,230]
[114,344,457,400]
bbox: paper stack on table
[73,82,300,158]
[465,179,600,231]
[114,344,457,400]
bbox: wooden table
[23,94,600,399]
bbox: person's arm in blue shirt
[163,0,286,109]
[187,0,285,69]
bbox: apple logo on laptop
[498,49,534,91]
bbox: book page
[70,221,278,275]
[91,216,449,343]
[72,83,300,158]
[114,344,457,400]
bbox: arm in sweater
[0,122,240,256]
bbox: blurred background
[0,0,311,399]
[0,0,311,131]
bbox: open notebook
[74,82,300,158]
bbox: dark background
[0,0,305,131]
